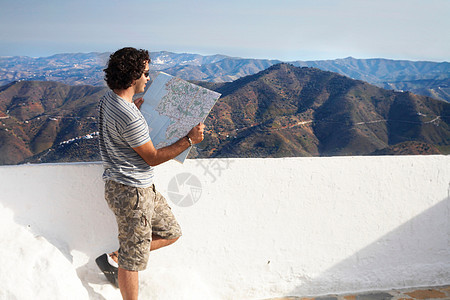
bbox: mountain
[0,81,106,164]
[0,53,109,87]
[195,64,450,158]
[1,52,449,102]
[292,57,450,83]
[21,137,100,164]
[161,57,282,82]
[380,78,450,102]
[1,64,449,165]
[292,57,450,103]
[149,51,230,70]
[0,51,230,87]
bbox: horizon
[0,0,449,63]
[1,50,449,64]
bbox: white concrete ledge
[0,155,449,299]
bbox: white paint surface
[0,156,449,299]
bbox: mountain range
[0,63,448,165]
[194,64,449,158]
[1,51,449,103]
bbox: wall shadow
[0,163,117,299]
[289,195,450,297]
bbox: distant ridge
[1,51,449,102]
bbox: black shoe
[95,253,119,288]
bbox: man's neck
[113,88,135,103]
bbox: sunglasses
[143,72,150,78]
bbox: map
[136,72,221,163]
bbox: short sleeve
[122,116,151,148]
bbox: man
[96,47,204,300]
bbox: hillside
[195,64,450,158]
[0,81,106,164]
[380,78,450,102]
[1,64,449,165]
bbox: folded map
[135,72,221,163]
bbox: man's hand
[133,122,206,166]
[134,97,144,110]
[187,123,205,144]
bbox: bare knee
[168,236,180,244]
[150,236,180,251]
[163,236,180,247]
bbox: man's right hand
[187,123,205,144]
[133,122,206,167]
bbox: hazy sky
[1,0,449,61]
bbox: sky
[0,0,449,62]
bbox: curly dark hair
[104,47,150,90]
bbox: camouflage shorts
[104,180,182,271]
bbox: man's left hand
[187,123,205,144]
[134,97,144,110]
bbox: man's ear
[130,79,137,91]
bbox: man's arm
[133,123,205,167]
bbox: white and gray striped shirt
[98,90,154,187]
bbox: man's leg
[118,268,138,300]
[103,182,182,295]
[150,234,179,251]
[110,234,179,263]
[110,236,177,300]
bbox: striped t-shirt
[98,90,154,187]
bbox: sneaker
[95,253,119,288]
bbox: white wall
[0,156,449,299]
